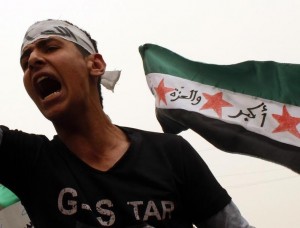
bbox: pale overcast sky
[1,1,300,227]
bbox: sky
[1,0,300,227]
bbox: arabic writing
[228,102,267,127]
[25,26,77,42]
[41,26,77,40]
[170,87,201,105]
[162,81,268,129]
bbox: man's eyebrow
[20,37,63,62]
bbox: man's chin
[40,108,64,123]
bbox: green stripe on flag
[0,185,19,208]
[139,43,300,107]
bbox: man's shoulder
[120,125,184,141]
[119,126,191,156]
[0,125,50,143]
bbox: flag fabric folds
[139,43,300,173]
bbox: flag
[0,186,32,226]
[0,185,19,209]
[0,202,32,227]
[139,43,300,173]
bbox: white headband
[21,20,120,91]
[21,20,96,54]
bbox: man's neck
[53,112,130,171]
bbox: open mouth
[36,76,62,99]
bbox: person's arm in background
[195,200,255,228]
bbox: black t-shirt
[0,126,231,227]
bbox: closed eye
[44,45,60,53]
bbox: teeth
[37,76,49,84]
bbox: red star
[272,105,300,139]
[154,79,174,105]
[200,92,233,118]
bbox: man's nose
[28,50,45,70]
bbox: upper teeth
[37,76,49,84]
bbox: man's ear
[87,54,106,77]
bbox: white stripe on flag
[147,73,300,148]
